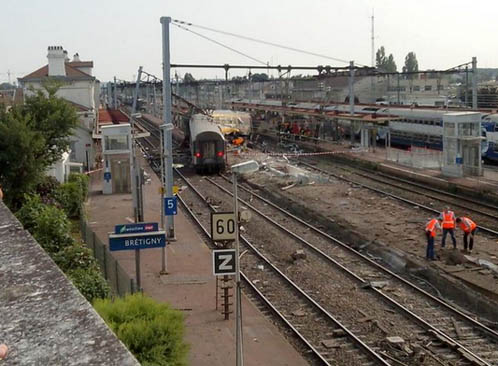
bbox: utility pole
[472,57,478,110]
[113,76,118,109]
[465,66,469,108]
[349,61,355,144]
[161,16,175,240]
[371,9,375,103]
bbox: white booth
[102,124,132,194]
[442,112,483,177]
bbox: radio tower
[371,9,375,67]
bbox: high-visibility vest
[425,219,439,237]
[441,211,455,229]
[458,217,477,233]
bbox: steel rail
[215,173,498,338]
[206,175,497,366]
[174,168,390,366]
[175,192,332,366]
[299,161,498,237]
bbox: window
[413,86,420,92]
[104,135,129,151]
[437,84,444,91]
[424,85,432,91]
[69,141,76,160]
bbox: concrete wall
[0,202,140,365]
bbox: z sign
[212,249,236,276]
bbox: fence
[387,146,443,169]
[80,219,136,296]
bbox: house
[18,46,100,170]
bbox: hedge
[94,294,188,366]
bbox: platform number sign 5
[213,249,236,276]
[164,197,177,216]
[211,212,237,241]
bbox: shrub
[32,205,74,254]
[35,175,60,204]
[68,173,89,201]
[94,294,188,366]
[68,268,110,303]
[55,182,83,218]
[53,243,98,272]
[15,194,44,231]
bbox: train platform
[86,158,308,366]
[265,130,498,199]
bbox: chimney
[47,46,66,76]
[64,50,69,62]
[73,53,80,62]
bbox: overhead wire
[173,18,368,67]
[172,23,267,66]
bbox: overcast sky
[1,0,497,83]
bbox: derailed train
[189,114,225,173]
[232,99,498,162]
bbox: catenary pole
[130,66,143,290]
[349,60,355,144]
[161,16,175,240]
[233,172,243,366]
[472,57,478,110]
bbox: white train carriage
[189,114,225,173]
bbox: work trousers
[441,228,456,248]
[426,232,435,260]
[463,228,477,251]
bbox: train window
[495,124,498,132]
[413,86,420,92]
[424,85,432,91]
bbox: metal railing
[80,219,136,296]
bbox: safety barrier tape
[228,149,368,157]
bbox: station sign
[213,249,236,276]
[164,197,178,216]
[211,212,237,241]
[109,230,166,251]
[115,222,159,234]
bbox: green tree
[183,73,195,83]
[0,83,78,208]
[376,46,397,72]
[251,73,269,82]
[375,46,387,69]
[386,54,397,73]
[403,52,419,78]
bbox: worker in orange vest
[438,207,456,249]
[425,218,441,260]
[456,217,477,254]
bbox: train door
[111,158,131,193]
[201,141,216,159]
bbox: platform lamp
[231,160,259,366]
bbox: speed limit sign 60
[211,212,237,241]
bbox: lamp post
[230,160,259,366]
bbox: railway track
[297,159,498,237]
[176,171,389,366]
[175,169,498,366]
[138,117,498,365]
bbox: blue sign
[115,222,159,234]
[456,157,463,164]
[104,172,111,182]
[109,231,166,251]
[164,197,178,216]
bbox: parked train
[189,114,225,173]
[231,99,498,162]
